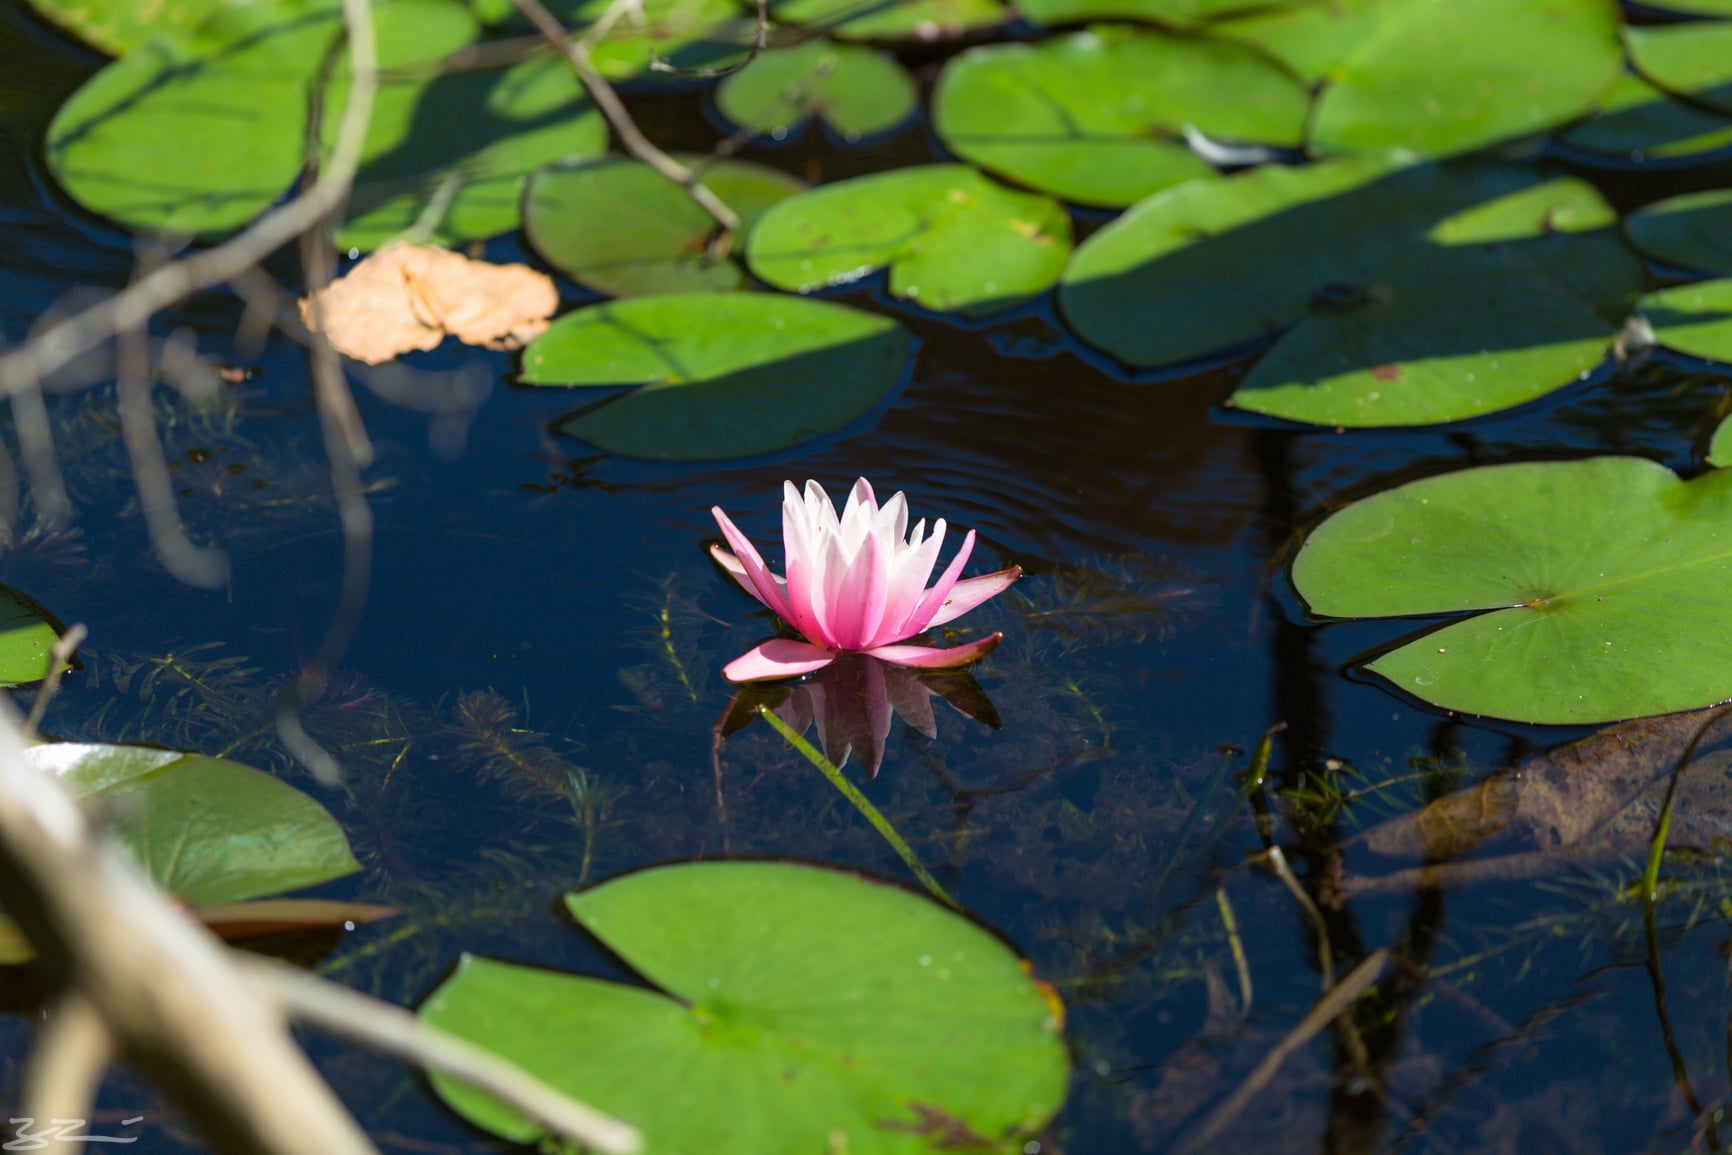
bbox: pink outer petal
[722,639,837,683]
[865,632,1003,670]
[900,529,977,636]
[712,506,794,624]
[924,565,1023,628]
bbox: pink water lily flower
[711,479,1021,683]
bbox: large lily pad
[23,0,226,54]
[1293,457,1732,724]
[1626,190,1732,276]
[1216,0,1624,158]
[1554,73,1732,165]
[327,0,606,250]
[564,0,756,79]
[1710,411,1732,467]
[520,293,909,459]
[421,861,1069,1153]
[524,157,802,297]
[1060,153,1641,426]
[1015,0,1302,29]
[747,165,1072,315]
[932,26,1307,208]
[766,0,1007,41]
[1639,278,1732,364]
[0,587,63,688]
[1628,22,1732,119]
[715,41,917,141]
[44,0,342,235]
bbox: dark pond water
[8,1,1732,1152]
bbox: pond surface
[7,0,1732,1151]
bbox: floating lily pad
[1637,0,1732,12]
[323,0,605,250]
[1554,73,1732,164]
[0,587,63,688]
[421,861,1069,1153]
[767,0,1007,41]
[1294,457,1732,724]
[747,165,1072,315]
[44,0,342,235]
[1626,189,1732,275]
[932,26,1306,208]
[567,0,756,78]
[1710,411,1732,467]
[1061,153,1641,426]
[1628,22,1732,118]
[1016,0,1302,29]
[1216,0,1623,158]
[524,157,802,296]
[1640,278,1732,364]
[24,0,226,54]
[715,41,917,141]
[521,293,909,459]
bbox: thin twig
[507,0,741,256]
[240,957,642,1155]
[23,623,87,740]
[21,991,112,1128]
[1262,845,1334,988]
[1216,888,1252,1017]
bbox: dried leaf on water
[299,244,558,365]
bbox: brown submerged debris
[299,243,557,364]
[1340,706,1732,897]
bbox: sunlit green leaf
[1629,21,1732,118]
[1294,457,1732,723]
[715,41,917,141]
[1016,0,1302,29]
[747,165,1072,315]
[23,0,226,54]
[932,25,1305,208]
[1640,278,1732,364]
[1554,73,1732,164]
[521,293,909,459]
[766,0,1007,41]
[1625,189,1732,276]
[1710,411,1732,467]
[1061,153,1640,426]
[1216,0,1623,157]
[567,0,755,78]
[525,157,802,296]
[421,861,1069,1153]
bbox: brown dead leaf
[299,243,557,365]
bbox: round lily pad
[715,41,917,142]
[747,165,1072,315]
[1060,153,1641,426]
[1710,411,1732,467]
[44,0,342,235]
[1640,278,1732,364]
[1637,0,1732,12]
[420,861,1069,1153]
[1015,0,1301,29]
[570,0,755,79]
[0,587,63,687]
[520,293,909,459]
[932,26,1306,208]
[22,742,360,904]
[1216,0,1624,158]
[23,0,227,54]
[525,156,802,296]
[1554,73,1732,165]
[1626,189,1732,275]
[1629,22,1732,119]
[766,0,1007,41]
[1294,456,1732,724]
[325,0,605,250]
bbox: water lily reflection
[722,653,1001,779]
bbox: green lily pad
[1626,190,1732,275]
[747,165,1072,315]
[1710,411,1732,467]
[1640,278,1732,364]
[560,0,755,77]
[420,861,1069,1153]
[328,0,606,250]
[1015,0,1302,29]
[1555,73,1732,164]
[23,742,360,904]
[0,587,62,688]
[521,293,909,459]
[1638,0,1732,12]
[1060,153,1641,426]
[23,0,227,54]
[766,0,1007,41]
[1629,22,1732,118]
[932,26,1306,208]
[524,157,802,296]
[715,41,917,141]
[44,0,343,235]
[1294,456,1732,724]
[1216,0,1623,158]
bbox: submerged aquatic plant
[710,478,1020,682]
